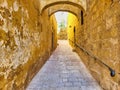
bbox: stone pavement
[26,40,102,90]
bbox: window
[81,11,84,25]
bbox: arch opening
[40,0,85,55]
[50,11,80,41]
[41,0,86,14]
[49,10,77,17]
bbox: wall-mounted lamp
[69,25,72,28]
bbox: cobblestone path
[26,40,102,90]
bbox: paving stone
[64,82,73,87]
[56,87,81,90]
[26,40,102,90]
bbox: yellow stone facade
[50,15,58,51]
[67,1,120,90]
[67,13,80,47]
[0,0,57,89]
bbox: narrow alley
[27,40,102,90]
[0,0,120,90]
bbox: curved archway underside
[48,4,81,17]
[40,0,86,14]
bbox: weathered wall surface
[0,0,57,89]
[67,13,80,47]
[67,0,120,90]
[50,15,58,51]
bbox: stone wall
[67,13,80,47]
[50,15,58,51]
[0,0,57,89]
[68,0,120,90]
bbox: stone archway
[48,4,80,17]
[40,0,86,14]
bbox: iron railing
[69,39,115,77]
